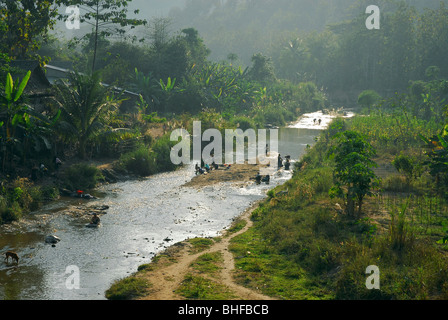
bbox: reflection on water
[0,114,331,300]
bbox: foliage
[0,1,62,60]
[60,0,147,73]
[116,145,156,177]
[392,154,420,185]
[53,71,120,159]
[248,53,276,84]
[151,134,178,173]
[328,131,380,217]
[0,71,31,170]
[421,132,448,198]
[63,163,104,191]
[0,178,46,225]
[358,90,382,113]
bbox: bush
[261,105,286,126]
[1,202,22,223]
[117,145,157,177]
[63,164,104,191]
[231,116,257,131]
[41,186,60,200]
[152,135,178,173]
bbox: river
[0,111,351,300]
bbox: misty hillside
[142,0,444,64]
[56,0,445,65]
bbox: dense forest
[167,0,448,99]
[1,0,448,301]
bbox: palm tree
[53,71,120,159]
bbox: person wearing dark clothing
[262,175,270,184]
[91,213,100,225]
[278,154,283,169]
[54,157,62,170]
[255,172,262,185]
[285,158,291,170]
[31,165,39,181]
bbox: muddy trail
[138,202,275,300]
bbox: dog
[4,251,19,264]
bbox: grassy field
[228,115,448,300]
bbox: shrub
[63,164,104,191]
[1,202,22,223]
[117,146,157,177]
[260,105,286,126]
[231,116,257,131]
[41,186,60,200]
[392,154,420,185]
[152,135,178,173]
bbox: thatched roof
[9,60,51,97]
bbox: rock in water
[45,235,61,244]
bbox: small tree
[392,153,420,186]
[328,130,380,218]
[60,0,147,73]
[248,53,276,83]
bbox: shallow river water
[0,112,349,300]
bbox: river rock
[45,235,61,244]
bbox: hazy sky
[128,0,186,17]
[54,0,186,38]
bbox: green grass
[105,276,150,300]
[175,274,236,300]
[226,218,247,235]
[188,237,215,254]
[230,215,335,300]
[190,252,223,276]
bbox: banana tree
[0,71,31,171]
[134,68,161,108]
[19,108,61,164]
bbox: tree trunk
[91,2,100,74]
[346,196,355,217]
[78,138,87,160]
[357,198,364,219]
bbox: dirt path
[138,202,275,300]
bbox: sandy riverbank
[182,163,264,188]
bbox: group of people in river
[277,154,291,171]
[255,172,270,185]
[255,154,292,185]
[195,161,222,175]
[313,118,322,126]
